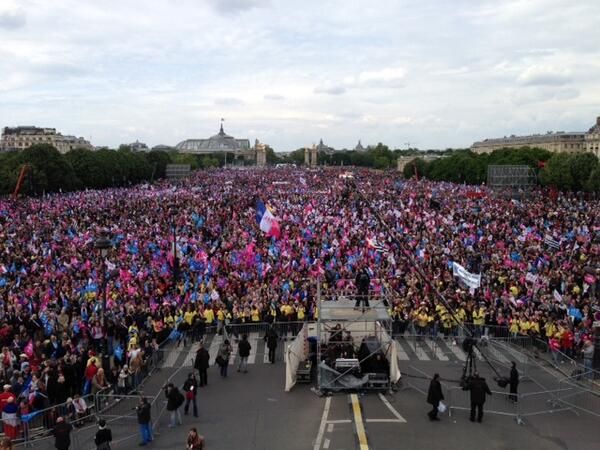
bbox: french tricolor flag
[256,200,281,239]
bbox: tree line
[402,147,600,192]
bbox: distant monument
[304,144,318,166]
[255,139,267,167]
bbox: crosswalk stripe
[421,339,449,361]
[444,340,467,362]
[229,340,239,364]
[208,335,222,365]
[395,341,410,361]
[248,332,260,364]
[413,341,431,361]
[263,340,270,363]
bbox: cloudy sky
[1,0,599,151]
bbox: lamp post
[94,234,112,317]
[170,207,180,290]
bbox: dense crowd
[0,167,598,440]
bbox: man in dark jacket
[354,267,371,309]
[194,344,210,387]
[53,416,73,450]
[136,396,152,446]
[509,362,519,402]
[427,373,444,421]
[165,383,183,427]
[468,373,492,422]
[265,326,278,364]
[237,334,252,373]
[94,419,113,450]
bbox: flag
[366,237,388,255]
[256,200,281,239]
[544,234,560,250]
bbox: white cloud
[517,65,572,86]
[0,0,599,151]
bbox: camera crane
[347,178,507,388]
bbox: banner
[452,262,481,290]
[284,323,309,392]
[544,234,560,250]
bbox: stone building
[0,126,93,153]
[584,117,600,158]
[471,131,585,154]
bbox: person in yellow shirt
[472,304,486,337]
[203,308,215,326]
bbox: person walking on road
[237,334,251,373]
[509,362,519,402]
[194,343,210,387]
[53,417,73,450]
[467,372,492,423]
[186,427,206,450]
[216,340,232,378]
[427,373,444,421]
[265,326,278,364]
[136,396,153,446]
[94,419,112,450]
[165,382,184,427]
[183,373,199,418]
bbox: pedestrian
[194,343,210,387]
[509,362,519,402]
[467,372,492,423]
[52,416,73,450]
[165,383,184,427]
[216,340,232,378]
[186,427,206,449]
[354,266,371,310]
[136,396,153,446]
[237,334,251,373]
[582,339,594,379]
[426,373,444,421]
[183,373,198,417]
[94,419,112,450]
[265,326,278,364]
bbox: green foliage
[19,144,81,194]
[585,166,600,192]
[145,150,172,179]
[539,153,575,190]
[569,152,598,191]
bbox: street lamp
[94,234,112,316]
[169,207,180,290]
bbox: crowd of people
[0,166,598,445]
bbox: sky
[1,0,599,151]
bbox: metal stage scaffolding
[316,283,398,392]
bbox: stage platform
[320,298,390,322]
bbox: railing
[447,386,575,425]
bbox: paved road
[43,337,599,450]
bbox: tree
[539,153,575,190]
[65,148,106,189]
[145,150,172,179]
[19,144,80,193]
[402,158,427,179]
[585,166,600,192]
[569,152,598,191]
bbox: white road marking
[313,397,331,450]
[325,419,352,424]
[263,342,271,363]
[365,419,404,423]
[327,423,334,433]
[229,340,239,364]
[248,332,259,364]
[208,335,222,364]
[445,341,467,362]
[395,341,410,361]
[378,393,407,423]
[323,438,330,449]
[414,342,431,361]
[422,338,449,361]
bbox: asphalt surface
[28,337,599,450]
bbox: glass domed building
[175,123,251,154]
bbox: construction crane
[12,164,29,200]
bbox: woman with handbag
[182,373,198,417]
[186,427,205,449]
[94,419,112,450]
[216,340,232,378]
